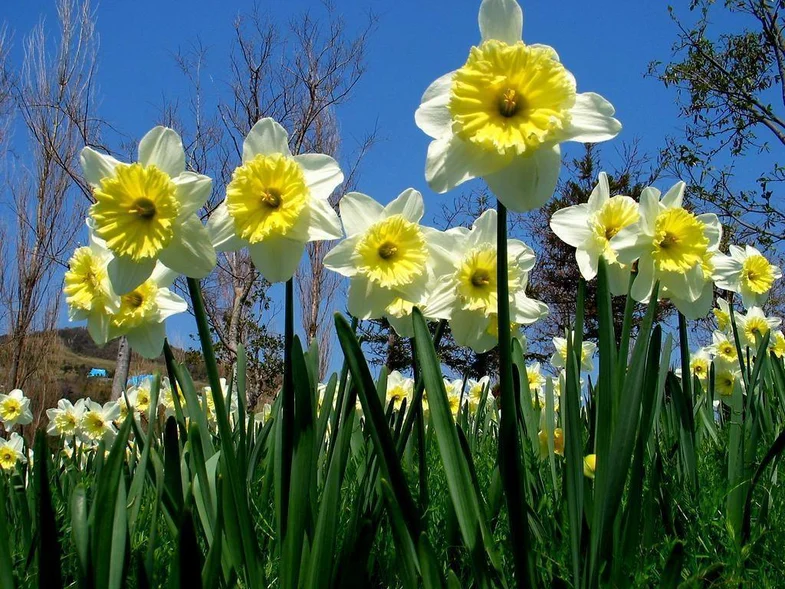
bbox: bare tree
[165,2,376,403]
[0,0,99,391]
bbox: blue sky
[2,0,735,361]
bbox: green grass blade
[34,433,62,588]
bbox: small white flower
[46,399,84,437]
[713,245,781,309]
[0,433,26,471]
[0,389,33,430]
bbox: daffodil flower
[525,362,546,396]
[64,223,120,344]
[549,172,639,294]
[712,245,781,309]
[713,296,732,332]
[610,181,722,316]
[208,118,343,283]
[79,399,120,445]
[713,358,742,398]
[711,331,739,365]
[551,332,596,373]
[738,306,781,349]
[0,433,26,472]
[0,389,33,430]
[46,399,84,437]
[324,188,452,333]
[770,330,785,358]
[675,347,712,384]
[382,371,414,412]
[466,376,492,412]
[415,0,621,212]
[427,209,548,353]
[81,127,216,294]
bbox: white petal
[638,188,662,234]
[294,153,344,200]
[661,181,686,208]
[423,226,464,266]
[138,127,185,177]
[173,172,212,218]
[151,263,179,288]
[386,313,415,338]
[631,256,655,303]
[347,276,395,319]
[425,135,508,194]
[339,192,384,236]
[87,311,111,345]
[159,217,216,278]
[156,288,188,320]
[248,238,305,283]
[671,281,713,320]
[484,145,561,213]
[414,71,455,139]
[512,293,549,325]
[450,307,496,354]
[80,147,122,186]
[575,247,599,281]
[468,209,497,248]
[607,263,632,296]
[610,226,649,264]
[108,256,156,295]
[323,237,360,277]
[207,203,245,252]
[307,197,343,241]
[127,322,167,359]
[697,213,722,249]
[422,278,457,320]
[549,204,593,247]
[243,118,291,162]
[563,93,622,144]
[478,0,523,45]
[711,253,741,290]
[384,188,424,223]
[586,172,610,210]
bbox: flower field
[1,0,785,587]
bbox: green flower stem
[496,201,535,587]
[678,312,693,403]
[280,277,295,538]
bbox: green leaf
[659,541,685,588]
[0,477,16,589]
[34,433,62,588]
[742,428,785,544]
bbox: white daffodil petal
[661,181,686,208]
[386,312,415,339]
[425,135,508,194]
[294,153,344,200]
[484,145,561,213]
[478,0,523,45]
[563,92,622,143]
[151,264,179,288]
[323,236,360,277]
[243,118,291,162]
[306,198,343,241]
[607,263,632,296]
[575,247,598,281]
[512,294,549,325]
[468,209,497,249]
[159,217,216,279]
[207,204,246,252]
[414,70,456,139]
[631,256,655,303]
[347,276,395,319]
[156,289,188,321]
[127,322,167,359]
[87,311,111,345]
[80,147,122,186]
[586,172,610,209]
[385,188,425,223]
[174,172,212,218]
[339,192,385,236]
[138,127,186,178]
[108,256,156,295]
[550,204,593,247]
[248,237,305,283]
[450,308,496,354]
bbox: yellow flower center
[387,386,409,410]
[526,367,545,391]
[136,390,151,412]
[716,340,737,363]
[0,398,22,420]
[226,153,308,243]
[355,215,427,289]
[449,41,576,156]
[54,412,79,435]
[386,297,415,318]
[744,316,771,346]
[590,197,639,261]
[83,412,106,438]
[91,163,180,261]
[690,357,709,380]
[457,247,520,315]
[771,333,785,358]
[714,308,730,331]
[741,254,776,295]
[651,208,708,273]
[112,281,159,331]
[716,371,736,397]
[64,247,108,312]
[0,448,18,470]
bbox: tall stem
[496,202,535,586]
[280,277,295,538]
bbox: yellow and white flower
[711,331,738,365]
[323,189,452,334]
[0,433,26,472]
[426,209,548,352]
[386,371,414,412]
[675,347,712,384]
[611,181,722,317]
[126,380,154,417]
[254,403,273,425]
[81,127,216,294]
[46,399,84,437]
[550,172,639,294]
[64,223,120,344]
[713,296,732,332]
[79,399,120,445]
[444,378,465,417]
[738,306,781,349]
[466,376,491,412]
[713,359,742,397]
[770,330,785,359]
[414,0,621,212]
[0,389,33,430]
[551,333,596,373]
[208,118,343,283]
[713,245,781,309]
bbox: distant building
[88,368,109,378]
[127,374,154,387]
